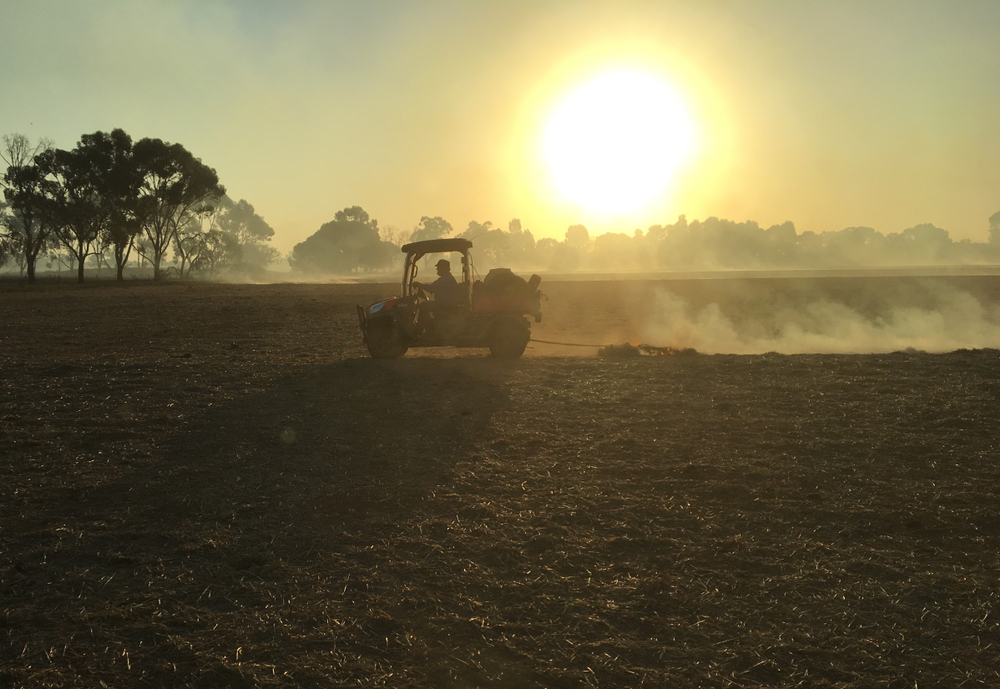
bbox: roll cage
[400,238,474,302]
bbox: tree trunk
[77,254,85,283]
[114,245,128,282]
[26,260,35,284]
[153,253,162,280]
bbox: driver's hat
[435,259,451,270]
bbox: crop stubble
[1,279,999,688]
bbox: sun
[542,68,697,215]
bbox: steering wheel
[414,284,428,300]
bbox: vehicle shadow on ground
[38,357,522,686]
[138,356,514,541]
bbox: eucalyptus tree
[0,134,55,283]
[214,196,280,271]
[133,138,224,280]
[189,228,239,276]
[86,129,146,282]
[171,215,214,277]
[37,145,108,283]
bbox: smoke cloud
[642,283,1000,355]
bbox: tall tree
[37,130,145,283]
[37,147,106,283]
[0,134,55,284]
[214,196,280,271]
[171,215,205,277]
[87,129,145,282]
[133,138,224,280]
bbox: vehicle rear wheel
[366,320,408,359]
[488,320,529,359]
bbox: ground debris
[597,342,698,358]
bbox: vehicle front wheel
[488,320,529,359]
[366,320,408,359]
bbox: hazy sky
[2,1,998,253]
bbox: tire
[366,319,408,359]
[488,320,529,359]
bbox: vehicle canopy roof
[400,238,473,259]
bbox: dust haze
[532,276,1000,356]
[643,279,1000,355]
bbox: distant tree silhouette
[534,237,559,269]
[133,138,224,280]
[1,134,55,283]
[379,224,408,247]
[452,219,535,270]
[289,206,395,274]
[886,224,953,265]
[565,224,590,249]
[214,196,280,273]
[548,224,590,271]
[989,211,1000,245]
[191,228,239,276]
[504,219,536,266]
[408,216,452,243]
[591,232,633,271]
[459,221,504,266]
[172,196,278,278]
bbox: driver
[414,258,459,304]
[414,259,460,334]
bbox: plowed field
[2,278,999,688]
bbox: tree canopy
[408,216,452,243]
[174,195,280,278]
[0,134,55,283]
[0,128,291,282]
[290,206,396,274]
[134,137,225,280]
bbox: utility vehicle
[356,238,542,359]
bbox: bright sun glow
[543,68,697,215]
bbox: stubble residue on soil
[2,278,1000,688]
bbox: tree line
[0,131,278,283]
[291,206,1000,275]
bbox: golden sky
[2,1,998,253]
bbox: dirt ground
[2,278,999,688]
